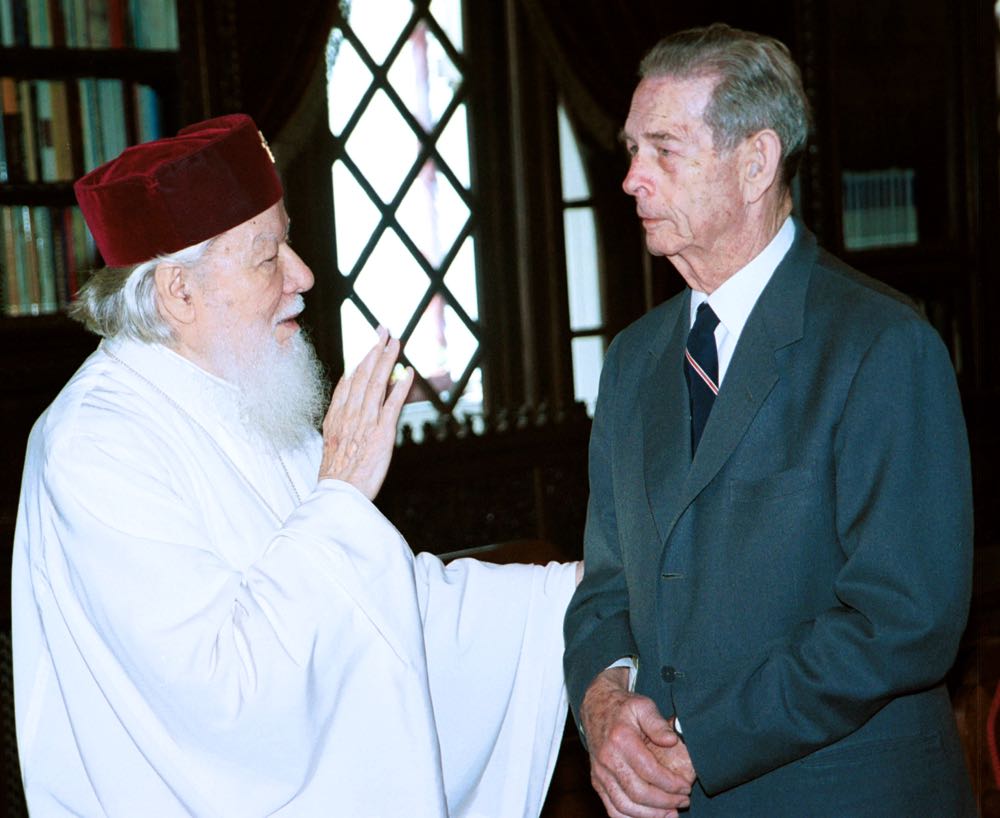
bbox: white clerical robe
[12,337,576,818]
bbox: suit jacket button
[661,665,677,683]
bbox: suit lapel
[646,222,818,545]
[682,223,815,509]
[641,293,691,543]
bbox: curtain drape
[232,1,340,137]
[512,1,682,152]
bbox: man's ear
[154,262,196,326]
[741,128,782,203]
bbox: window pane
[340,298,379,372]
[353,228,429,338]
[571,336,605,416]
[443,236,478,320]
[327,37,370,137]
[347,0,413,65]
[396,166,470,265]
[387,22,460,131]
[430,0,463,52]
[442,301,478,385]
[558,104,589,200]
[407,295,477,390]
[563,207,601,330]
[437,103,471,188]
[345,89,419,204]
[332,159,382,274]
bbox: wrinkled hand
[318,328,414,500]
[581,667,695,818]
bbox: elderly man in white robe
[11,113,580,818]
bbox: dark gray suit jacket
[564,223,976,816]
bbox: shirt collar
[690,216,795,334]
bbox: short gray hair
[69,238,214,342]
[639,23,812,186]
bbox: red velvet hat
[74,114,283,267]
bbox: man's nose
[282,247,315,294]
[622,157,649,197]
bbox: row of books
[1,203,98,316]
[842,168,919,251]
[0,0,177,50]
[1,76,162,183]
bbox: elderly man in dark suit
[563,23,976,818]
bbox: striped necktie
[684,302,720,454]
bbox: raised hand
[318,328,414,499]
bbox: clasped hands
[318,327,414,500]
[582,666,696,818]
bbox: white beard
[204,298,329,450]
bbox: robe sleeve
[415,554,577,818]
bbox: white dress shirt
[690,216,796,386]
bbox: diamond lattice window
[326,0,479,428]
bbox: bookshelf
[0,0,182,318]
[0,0,189,557]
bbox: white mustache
[275,295,305,325]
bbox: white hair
[69,238,214,342]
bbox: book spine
[49,80,73,180]
[50,205,69,306]
[85,0,110,49]
[60,0,76,46]
[107,0,124,47]
[35,80,59,182]
[130,0,177,50]
[12,0,30,47]
[121,78,136,145]
[67,0,87,47]
[96,78,125,162]
[47,0,66,47]
[15,206,36,315]
[0,99,7,183]
[1,77,25,183]
[129,0,145,48]
[77,76,100,171]
[17,80,39,183]
[0,206,20,316]
[26,0,53,47]
[1,0,18,47]
[134,82,160,142]
[163,0,177,49]
[32,206,58,313]
[61,76,82,176]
